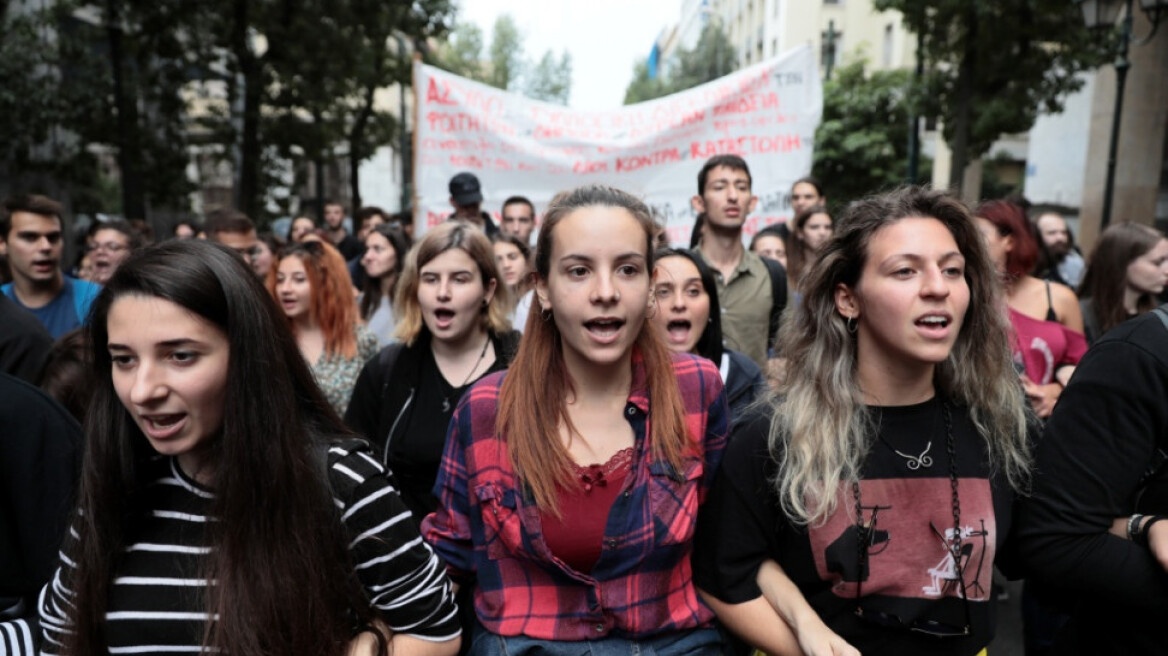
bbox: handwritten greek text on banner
[414,45,822,245]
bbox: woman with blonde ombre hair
[269,240,377,416]
[345,220,519,526]
[695,186,1034,655]
[421,186,729,655]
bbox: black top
[0,294,52,383]
[344,330,521,525]
[334,232,364,262]
[1016,307,1168,654]
[694,398,1017,656]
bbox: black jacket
[343,329,520,521]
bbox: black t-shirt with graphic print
[695,397,1016,656]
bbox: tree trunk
[313,108,325,220]
[106,0,146,219]
[947,6,977,193]
[233,0,262,219]
[347,78,378,213]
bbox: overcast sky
[456,0,682,110]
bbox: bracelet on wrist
[1128,513,1145,541]
[1133,515,1168,548]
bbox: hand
[1020,375,1061,418]
[756,560,859,656]
[1148,519,1168,572]
[791,618,861,656]
[346,620,388,656]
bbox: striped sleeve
[328,444,460,642]
[0,617,38,656]
[37,525,79,655]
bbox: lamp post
[1076,0,1168,228]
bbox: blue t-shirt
[2,277,101,339]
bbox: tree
[874,0,1107,191]
[812,60,931,207]
[526,51,572,105]
[431,15,572,105]
[623,17,736,104]
[487,13,523,91]
[623,58,670,105]
[433,21,485,81]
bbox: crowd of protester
[2,157,1168,656]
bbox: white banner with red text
[413,45,822,245]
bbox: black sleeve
[693,411,781,603]
[1016,331,1168,610]
[0,374,81,654]
[343,346,395,443]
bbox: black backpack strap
[377,341,406,397]
[761,256,789,353]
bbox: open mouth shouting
[139,412,188,440]
[433,307,457,331]
[584,316,625,344]
[665,319,693,345]
[914,312,954,338]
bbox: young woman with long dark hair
[1078,221,1168,343]
[344,221,519,526]
[359,223,411,346]
[650,247,766,424]
[421,186,729,655]
[695,186,1033,655]
[38,240,459,656]
[270,241,378,416]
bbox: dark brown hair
[1079,221,1167,334]
[2,194,63,237]
[69,240,376,656]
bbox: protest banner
[413,44,822,245]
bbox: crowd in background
[2,159,1168,656]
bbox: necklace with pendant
[878,401,942,471]
[441,336,491,413]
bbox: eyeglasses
[88,242,128,254]
[853,521,972,638]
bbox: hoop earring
[541,309,553,322]
[846,315,858,334]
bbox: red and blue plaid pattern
[422,351,729,641]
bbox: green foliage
[487,14,523,91]
[812,60,931,207]
[526,51,572,105]
[434,21,486,80]
[623,18,736,104]
[431,15,572,105]
[874,0,1108,187]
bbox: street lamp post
[1077,0,1168,228]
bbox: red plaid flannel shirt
[421,351,729,641]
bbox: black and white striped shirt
[39,441,459,654]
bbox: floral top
[312,324,379,416]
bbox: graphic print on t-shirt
[809,477,995,602]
